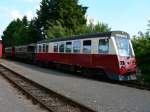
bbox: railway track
[94,76,150,91]
[120,81,150,91]
[96,78,150,91]
[0,64,96,112]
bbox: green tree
[27,18,43,43]
[36,0,58,33]
[45,21,69,38]
[20,16,29,45]
[46,19,111,38]
[147,20,150,32]
[2,18,23,47]
[2,16,43,47]
[2,0,111,47]
[37,0,87,37]
[132,21,150,76]
[75,22,111,35]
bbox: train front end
[114,33,137,80]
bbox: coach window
[59,42,65,53]
[99,39,109,54]
[28,46,35,53]
[83,40,91,53]
[66,42,72,53]
[54,43,58,52]
[73,40,80,53]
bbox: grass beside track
[137,73,150,86]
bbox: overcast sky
[0,0,150,39]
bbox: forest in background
[1,0,150,84]
[132,21,150,84]
[1,0,110,47]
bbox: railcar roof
[14,43,36,48]
[37,31,129,44]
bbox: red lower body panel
[35,53,137,80]
[36,53,118,73]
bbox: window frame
[98,38,109,54]
[65,41,72,53]
[46,44,49,53]
[73,40,81,53]
[39,45,42,53]
[43,44,46,52]
[54,43,59,53]
[59,42,65,53]
[83,40,92,54]
[27,46,35,53]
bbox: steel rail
[0,64,96,112]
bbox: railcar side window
[59,42,65,53]
[99,39,109,54]
[39,45,42,52]
[73,40,80,53]
[83,40,91,53]
[54,43,58,52]
[46,45,49,52]
[66,42,72,53]
[43,44,46,52]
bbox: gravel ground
[0,73,48,112]
[1,59,150,112]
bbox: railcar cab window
[59,42,65,53]
[115,36,133,56]
[54,43,59,52]
[99,39,109,54]
[83,40,91,53]
[73,40,80,53]
[66,42,72,53]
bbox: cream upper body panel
[48,42,53,53]
[109,36,118,55]
[40,36,117,55]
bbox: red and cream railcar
[35,31,136,81]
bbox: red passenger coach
[35,31,137,81]
[0,40,2,58]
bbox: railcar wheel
[81,68,94,78]
[69,65,79,73]
[95,69,109,80]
